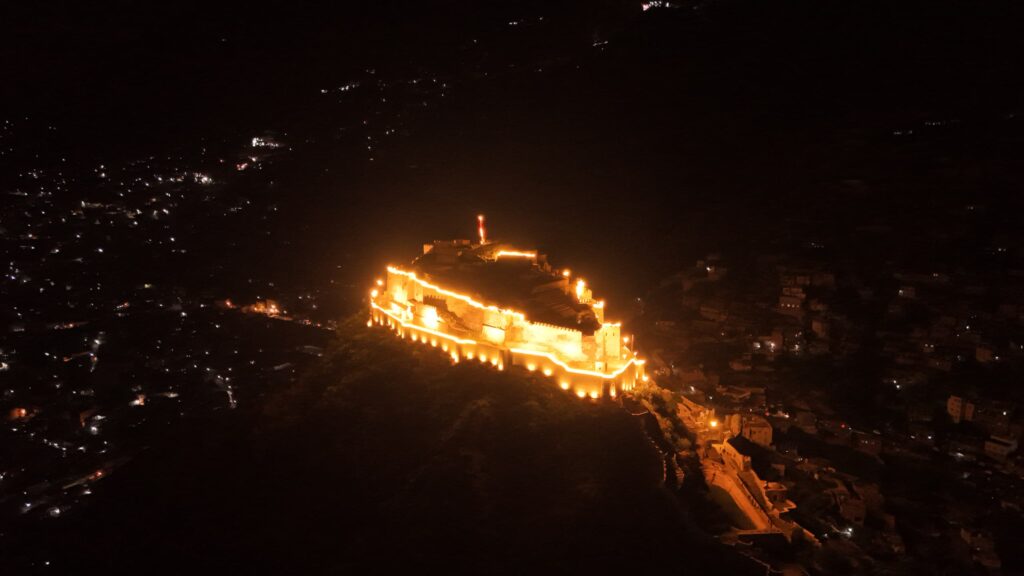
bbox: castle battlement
[368,230,647,399]
[525,321,583,336]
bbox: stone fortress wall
[372,264,646,399]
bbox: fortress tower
[368,220,646,399]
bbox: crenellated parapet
[370,234,647,399]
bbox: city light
[5,9,1013,573]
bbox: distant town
[629,232,1023,572]
[4,1,1024,574]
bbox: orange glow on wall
[370,242,651,398]
[495,250,537,259]
[387,266,526,321]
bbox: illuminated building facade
[368,225,646,399]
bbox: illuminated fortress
[368,216,647,399]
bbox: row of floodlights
[368,314,628,399]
